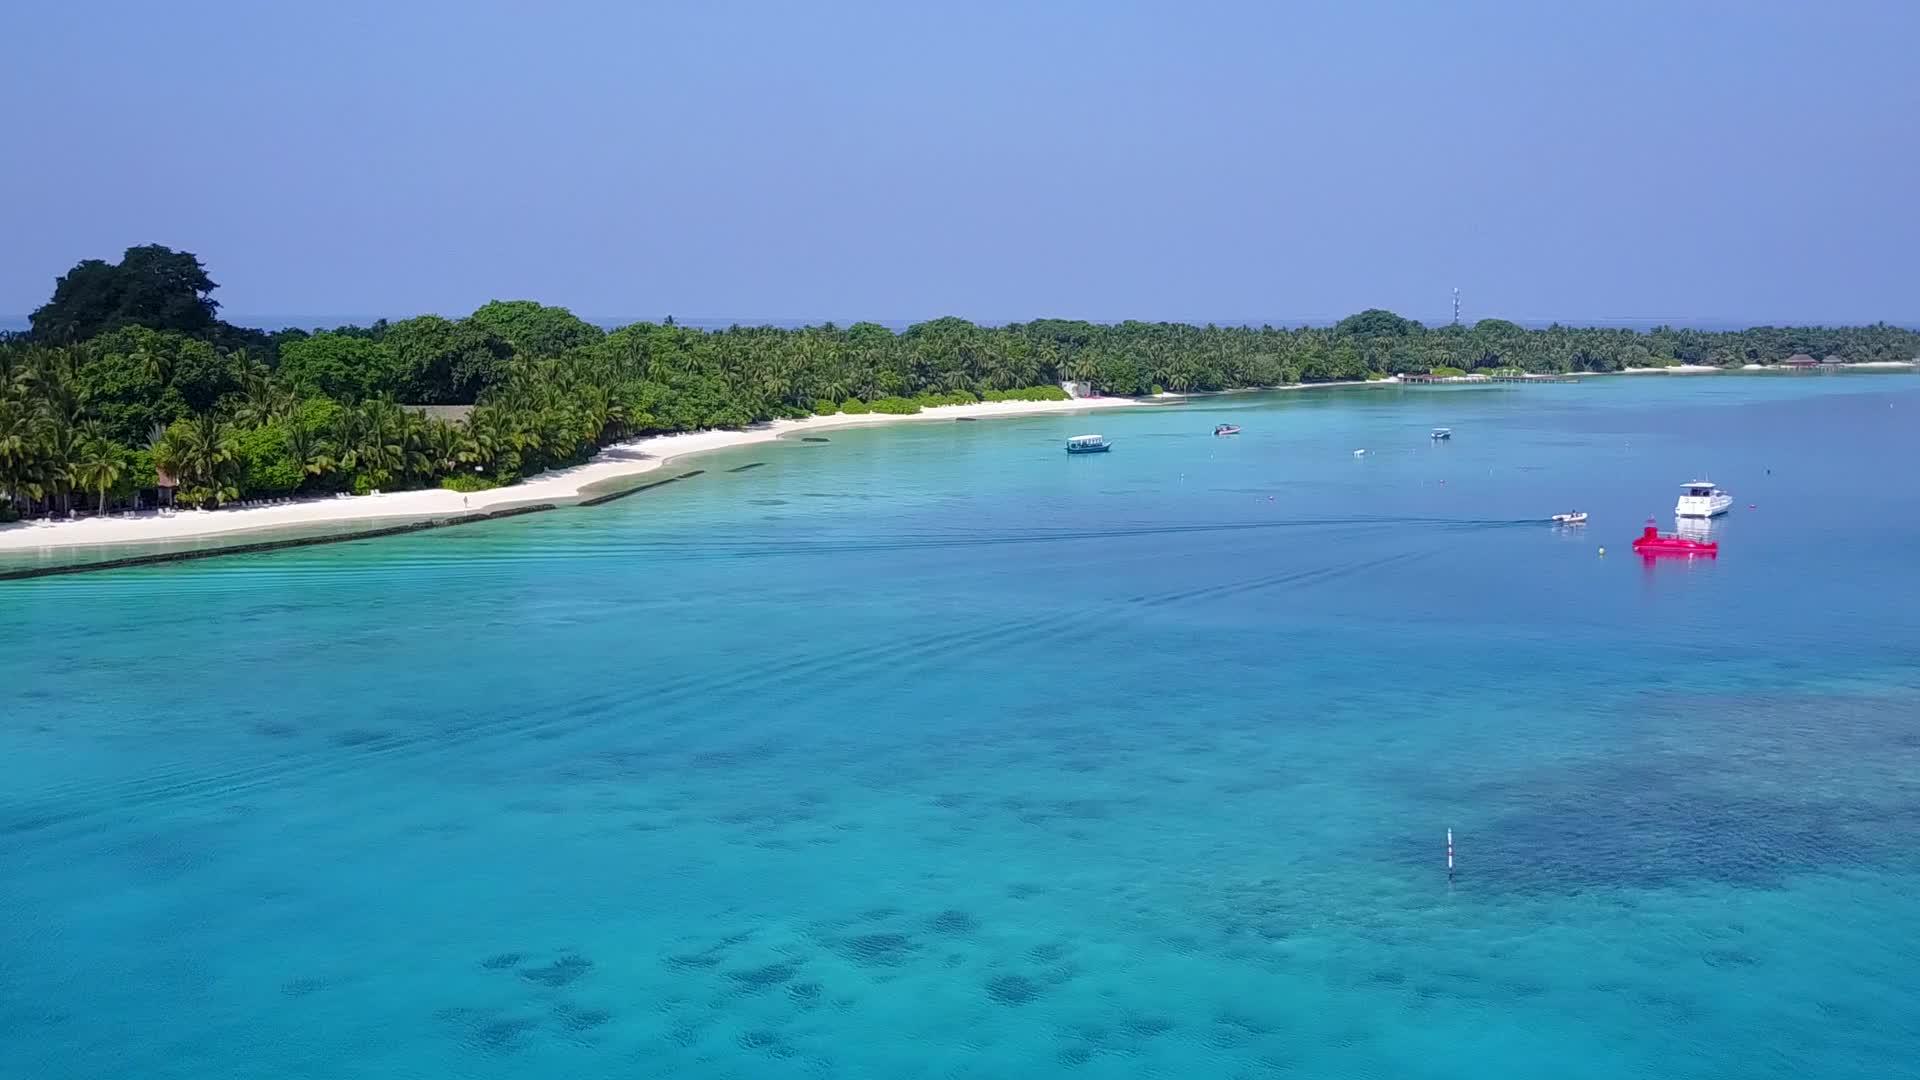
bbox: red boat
[1630,519,1717,557]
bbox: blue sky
[2,0,1915,327]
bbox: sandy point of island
[0,396,1145,553]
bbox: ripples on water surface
[3,376,1918,1078]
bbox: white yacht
[1675,481,1732,518]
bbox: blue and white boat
[1065,434,1111,454]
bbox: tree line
[4,246,1916,520]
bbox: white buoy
[1446,828,1454,877]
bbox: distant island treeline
[4,245,1916,520]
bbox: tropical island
[3,245,1916,529]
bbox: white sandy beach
[0,396,1139,553]
[1152,376,1415,400]
[1644,361,1914,374]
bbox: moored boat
[1065,434,1111,454]
[1675,481,1732,518]
[1631,518,1718,556]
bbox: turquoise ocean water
[3,375,1918,1078]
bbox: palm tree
[232,364,294,428]
[133,339,172,386]
[357,400,406,483]
[330,406,368,475]
[70,438,125,516]
[77,418,112,446]
[508,408,544,459]
[284,423,335,488]
[981,344,1017,391]
[0,394,45,517]
[575,386,613,446]
[424,420,471,477]
[40,416,81,516]
[144,422,176,508]
[398,411,432,486]
[170,413,238,506]
[601,395,631,441]
[463,407,506,474]
[818,375,852,407]
[27,346,84,422]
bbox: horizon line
[7,312,1920,332]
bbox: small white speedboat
[1551,511,1589,525]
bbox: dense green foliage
[3,247,1916,520]
[26,244,279,361]
[439,473,500,493]
[30,245,220,344]
[465,300,605,358]
[277,333,401,402]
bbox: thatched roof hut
[1782,354,1818,368]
